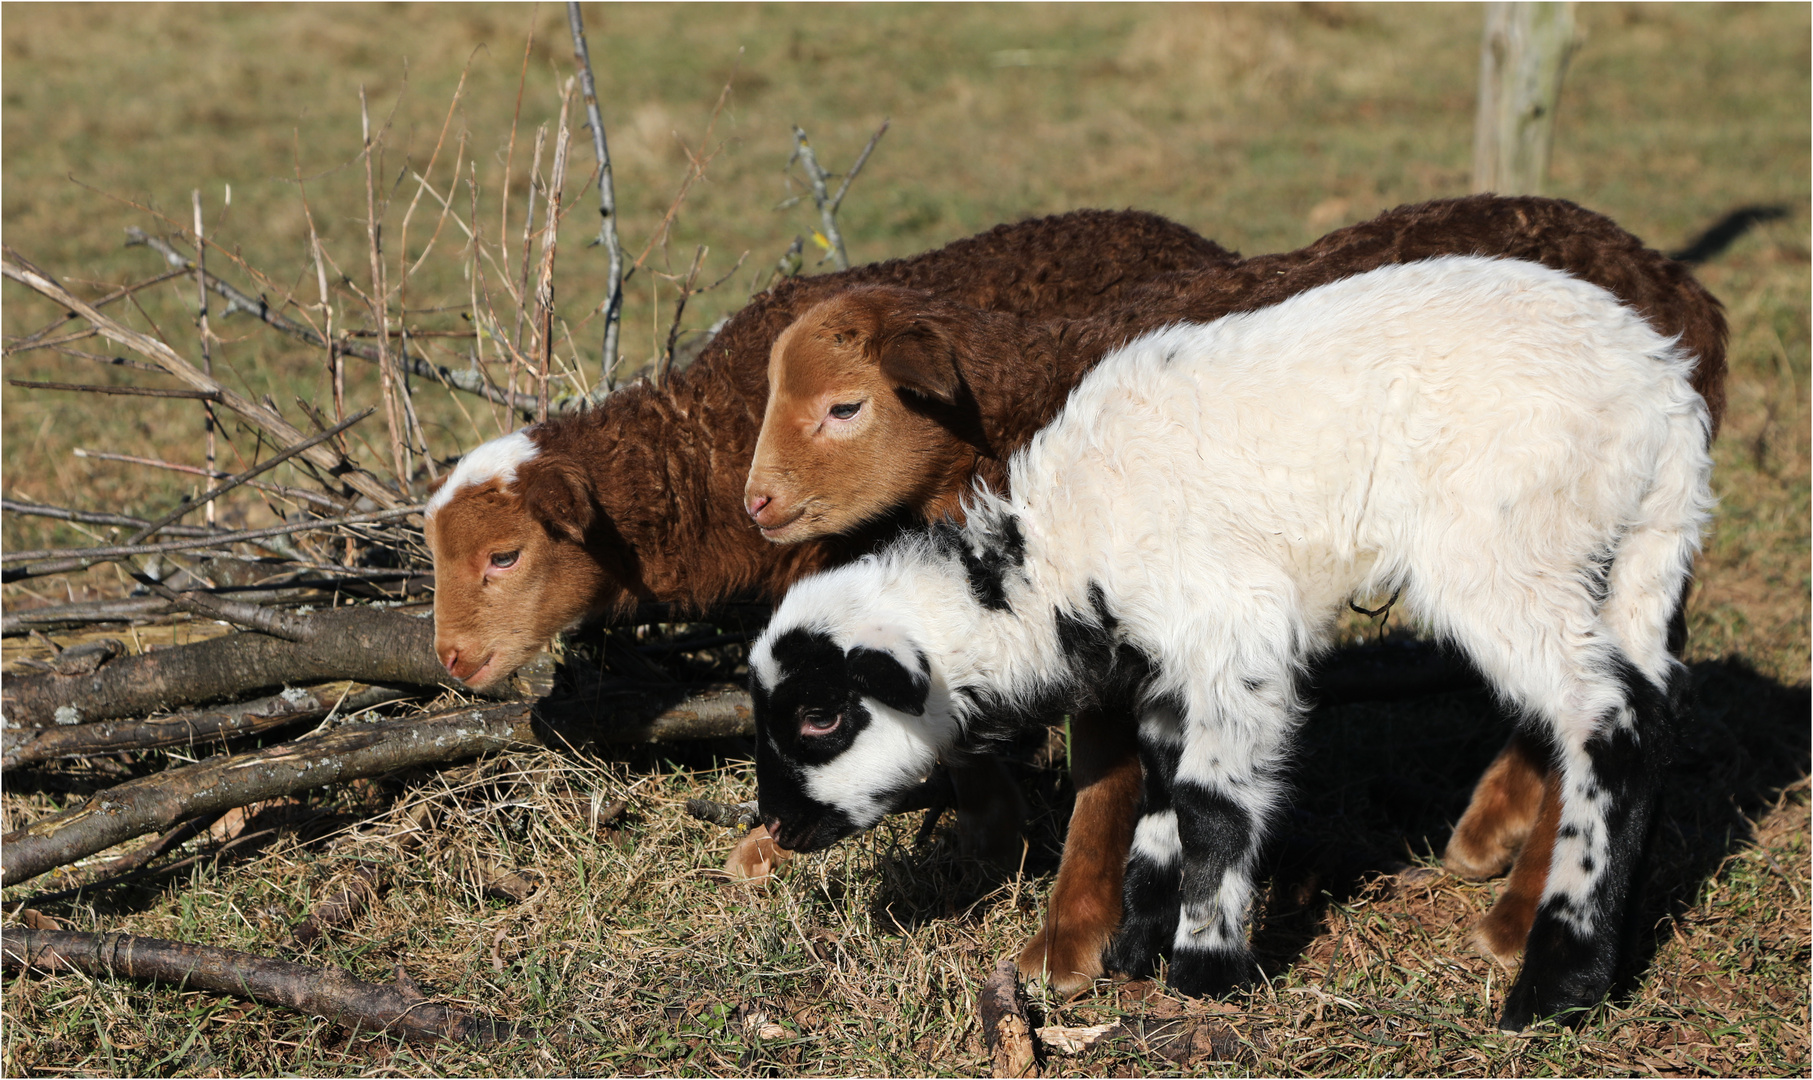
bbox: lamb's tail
[1599,366,1716,684]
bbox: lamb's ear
[427,474,450,496]
[514,458,594,545]
[846,644,930,717]
[874,315,963,405]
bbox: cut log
[2,928,512,1044]
[1,607,477,727]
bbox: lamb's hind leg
[1429,561,1684,1028]
[1018,706,1142,995]
[1445,730,1551,881]
[1498,657,1680,1029]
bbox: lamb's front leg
[1163,763,1272,996]
[1163,670,1299,998]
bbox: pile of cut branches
[1,5,888,1043]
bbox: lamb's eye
[489,551,520,569]
[799,710,842,736]
[827,402,862,421]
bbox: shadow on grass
[851,642,1809,994]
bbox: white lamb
[746,255,1713,1031]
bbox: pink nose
[439,646,462,676]
[746,493,771,520]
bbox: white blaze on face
[427,430,540,518]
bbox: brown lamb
[742,194,1728,990]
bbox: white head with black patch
[749,612,959,853]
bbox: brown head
[744,287,993,543]
[424,429,616,691]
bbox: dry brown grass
[3,3,1807,1076]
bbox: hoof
[1165,948,1253,999]
[1017,926,1108,998]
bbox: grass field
[2,3,1808,1075]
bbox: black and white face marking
[750,625,951,853]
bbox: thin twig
[68,451,344,512]
[566,0,625,384]
[194,189,219,527]
[0,498,224,538]
[7,380,220,400]
[514,124,547,356]
[534,90,575,422]
[123,407,377,546]
[3,267,189,353]
[362,86,408,489]
[655,244,708,386]
[1,506,421,576]
[125,229,539,413]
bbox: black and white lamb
[746,255,1713,1031]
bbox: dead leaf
[482,868,541,904]
[17,909,64,931]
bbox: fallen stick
[980,957,1041,1078]
[0,582,414,636]
[1,606,465,726]
[2,496,227,538]
[2,683,413,771]
[1,929,512,1044]
[2,685,754,886]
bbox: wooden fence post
[1472,2,1579,195]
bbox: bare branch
[1,497,225,538]
[655,244,708,386]
[1,682,758,885]
[194,188,220,527]
[566,0,626,383]
[132,577,317,641]
[533,90,575,422]
[1,929,514,1044]
[3,684,413,770]
[7,379,220,401]
[67,451,345,512]
[785,120,887,272]
[3,267,189,353]
[830,119,890,217]
[0,606,462,728]
[124,407,376,546]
